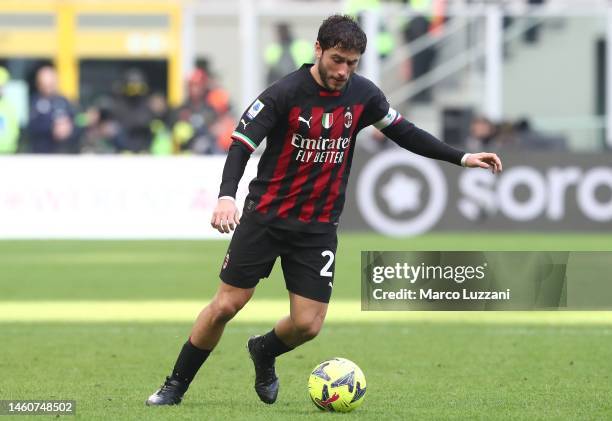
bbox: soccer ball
[308,357,366,412]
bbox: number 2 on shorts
[320,250,335,277]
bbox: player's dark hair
[317,15,367,54]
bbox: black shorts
[219,217,338,303]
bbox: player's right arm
[211,143,249,234]
[211,84,284,233]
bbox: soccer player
[146,14,502,406]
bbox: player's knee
[293,317,323,341]
[301,325,321,341]
[211,297,243,324]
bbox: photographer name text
[372,288,511,301]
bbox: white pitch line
[1,300,612,324]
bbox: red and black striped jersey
[229,64,396,233]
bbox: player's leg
[247,230,336,404]
[190,282,255,350]
[147,217,277,406]
[274,293,328,347]
[146,283,255,406]
[276,229,336,347]
[247,294,328,404]
[170,282,255,386]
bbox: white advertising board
[0,156,257,239]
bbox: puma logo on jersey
[240,119,250,130]
[298,116,312,129]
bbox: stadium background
[1,0,611,419]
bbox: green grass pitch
[1,233,611,420]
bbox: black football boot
[145,376,188,406]
[247,335,280,404]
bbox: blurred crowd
[464,115,566,152]
[0,64,235,155]
[0,62,564,156]
[0,0,556,156]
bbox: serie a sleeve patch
[246,99,265,119]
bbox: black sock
[256,329,294,359]
[170,337,211,385]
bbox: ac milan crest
[344,111,353,128]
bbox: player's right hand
[211,198,241,234]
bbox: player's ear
[314,41,322,61]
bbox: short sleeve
[231,84,284,152]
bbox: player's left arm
[377,111,502,174]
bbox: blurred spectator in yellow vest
[402,0,446,102]
[0,67,19,154]
[345,0,394,59]
[112,68,156,153]
[265,23,313,84]
[410,0,446,36]
[148,92,173,155]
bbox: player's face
[316,45,360,91]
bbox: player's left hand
[465,152,503,174]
